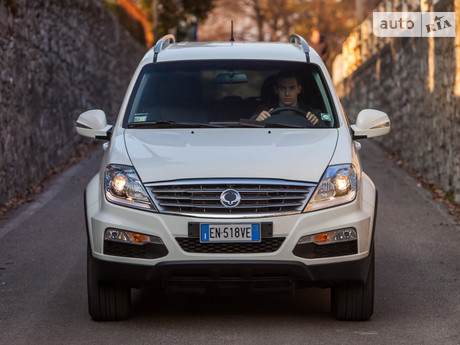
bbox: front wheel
[87,244,131,321]
[330,247,374,321]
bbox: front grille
[176,237,285,253]
[147,179,315,217]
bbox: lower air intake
[176,237,285,253]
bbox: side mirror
[76,110,113,140]
[350,109,390,139]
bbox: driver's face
[275,77,301,107]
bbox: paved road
[0,140,459,345]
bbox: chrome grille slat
[146,179,316,218]
[151,188,310,193]
[155,196,221,201]
[157,202,305,209]
[155,195,306,201]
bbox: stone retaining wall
[0,0,145,205]
[336,0,460,203]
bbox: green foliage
[446,189,455,202]
[139,0,215,41]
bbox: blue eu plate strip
[251,224,260,241]
[201,224,210,242]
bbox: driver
[255,71,320,125]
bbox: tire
[87,244,131,321]
[330,247,374,321]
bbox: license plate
[200,223,261,243]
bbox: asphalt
[0,140,459,345]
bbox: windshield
[124,60,337,128]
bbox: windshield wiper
[128,120,308,129]
[237,119,306,128]
[237,119,267,128]
[262,123,307,128]
[127,121,224,128]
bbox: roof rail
[153,34,176,62]
[289,34,310,63]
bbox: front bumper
[84,173,377,288]
[90,252,373,289]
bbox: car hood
[124,129,338,184]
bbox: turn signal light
[128,232,150,243]
[311,232,333,243]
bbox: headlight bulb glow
[112,174,127,195]
[334,174,350,192]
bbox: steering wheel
[262,106,318,126]
[269,106,306,117]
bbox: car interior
[127,66,335,127]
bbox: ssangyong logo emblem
[220,189,241,208]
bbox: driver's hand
[256,108,273,121]
[306,111,319,125]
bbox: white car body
[77,35,390,321]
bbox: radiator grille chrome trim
[145,179,316,218]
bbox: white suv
[76,34,390,321]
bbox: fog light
[297,228,357,245]
[332,228,356,242]
[105,229,128,242]
[104,229,163,245]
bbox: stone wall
[0,0,146,206]
[336,0,460,203]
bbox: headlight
[305,164,357,212]
[104,164,155,210]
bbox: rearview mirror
[350,109,390,139]
[215,72,248,84]
[76,109,113,140]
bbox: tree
[243,0,298,41]
[200,0,381,67]
[138,0,215,41]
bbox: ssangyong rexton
[76,34,390,321]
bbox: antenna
[230,21,235,42]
